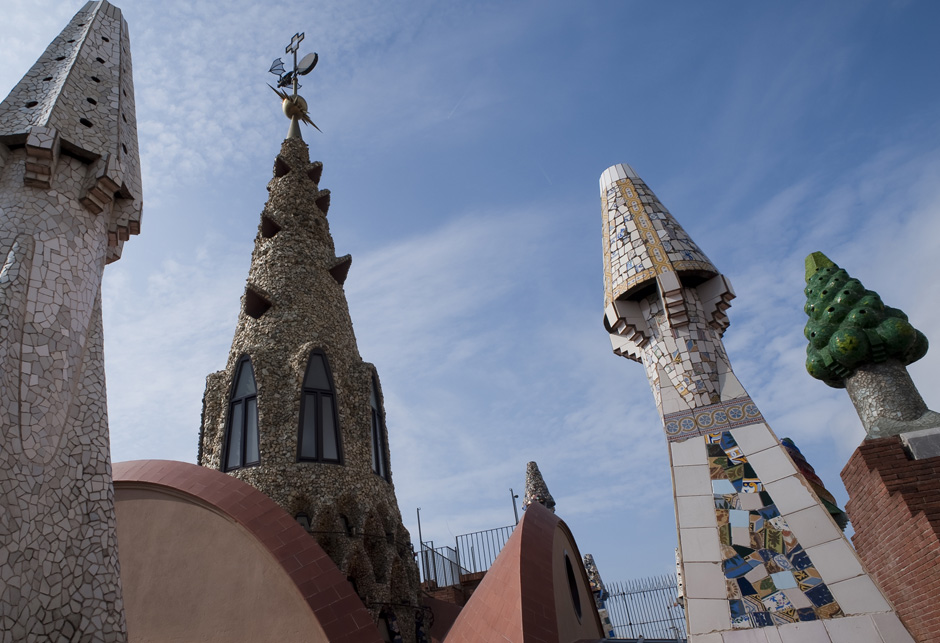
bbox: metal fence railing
[419,542,470,587]
[454,524,515,574]
[604,574,686,641]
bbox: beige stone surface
[115,486,329,643]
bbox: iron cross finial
[286,32,304,55]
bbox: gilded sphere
[282,95,308,119]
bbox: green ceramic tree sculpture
[803,252,928,388]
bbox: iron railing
[454,524,515,574]
[604,574,686,641]
[419,541,470,587]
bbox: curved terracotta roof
[113,460,382,643]
[445,501,603,642]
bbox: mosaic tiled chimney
[803,252,940,641]
[598,164,912,641]
[522,460,555,513]
[0,1,140,640]
[583,553,615,638]
[197,137,422,641]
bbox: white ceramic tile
[672,435,707,466]
[747,446,798,484]
[805,540,863,584]
[722,629,769,642]
[823,615,882,643]
[762,628,783,643]
[777,620,832,643]
[685,562,727,599]
[781,587,812,609]
[871,611,915,643]
[828,575,891,615]
[690,633,724,643]
[677,495,718,529]
[730,423,777,455]
[686,598,731,635]
[681,527,722,562]
[674,464,713,497]
[782,505,842,549]
[719,370,748,401]
[763,476,816,514]
[739,493,765,510]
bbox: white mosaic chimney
[599,164,912,642]
[0,2,140,639]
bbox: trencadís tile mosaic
[706,431,844,628]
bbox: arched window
[298,350,342,463]
[370,375,389,480]
[224,357,259,471]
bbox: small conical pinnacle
[522,461,556,513]
[804,251,836,283]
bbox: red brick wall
[841,437,940,643]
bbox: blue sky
[3,0,940,584]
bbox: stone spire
[599,164,913,639]
[0,1,139,639]
[0,0,141,263]
[803,251,939,440]
[522,461,555,513]
[197,137,422,639]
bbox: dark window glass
[303,352,330,389]
[299,393,318,459]
[321,395,338,460]
[224,357,259,471]
[297,350,342,463]
[370,376,389,480]
[565,553,582,620]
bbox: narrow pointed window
[224,356,260,471]
[370,375,389,480]
[298,350,342,463]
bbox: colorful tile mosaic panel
[707,430,843,628]
[663,396,763,442]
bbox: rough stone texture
[842,437,940,642]
[522,461,555,512]
[0,1,142,264]
[844,360,940,439]
[0,2,138,640]
[198,137,422,641]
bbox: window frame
[222,355,260,472]
[296,349,343,464]
[369,373,390,481]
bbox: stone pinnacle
[522,461,556,513]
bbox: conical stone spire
[522,461,555,513]
[197,137,422,640]
[0,0,142,263]
[0,2,139,640]
[599,164,913,640]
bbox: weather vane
[269,32,321,138]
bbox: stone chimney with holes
[197,137,423,640]
[0,1,141,639]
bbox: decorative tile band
[706,430,843,628]
[663,396,763,442]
